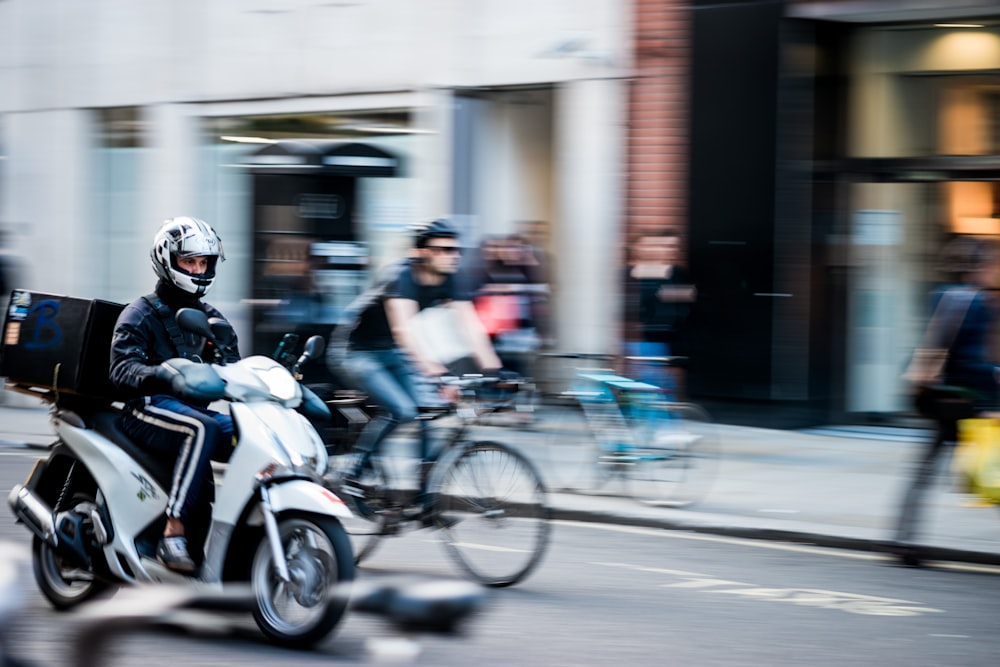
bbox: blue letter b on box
[25,301,62,349]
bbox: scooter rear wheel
[31,492,113,610]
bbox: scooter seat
[91,411,177,492]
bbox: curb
[2,437,56,450]
[547,505,1000,568]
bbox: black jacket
[109,281,240,400]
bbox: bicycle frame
[543,357,718,507]
[328,376,551,587]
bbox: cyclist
[109,217,239,573]
[328,219,507,514]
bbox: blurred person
[471,234,549,377]
[0,230,25,405]
[0,229,16,299]
[515,220,556,347]
[623,231,696,392]
[893,235,1000,567]
[327,219,506,515]
[110,217,239,574]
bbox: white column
[412,88,454,222]
[552,78,626,355]
[144,104,200,224]
[3,110,95,297]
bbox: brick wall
[626,0,690,252]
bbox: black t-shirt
[627,265,694,344]
[340,259,470,350]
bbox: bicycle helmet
[413,219,459,248]
[150,216,225,296]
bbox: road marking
[448,542,527,553]
[558,520,1000,574]
[557,520,882,560]
[595,561,944,617]
[938,562,1000,575]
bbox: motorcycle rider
[109,217,239,573]
[328,219,506,515]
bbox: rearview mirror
[176,308,214,341]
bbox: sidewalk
[2,399,998,567]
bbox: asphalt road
[3,448,1000,667]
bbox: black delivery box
[1,290,125,399]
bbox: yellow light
[935,24,986,29]
[954,217,1000,235]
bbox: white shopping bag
[409,305,473,365]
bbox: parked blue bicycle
[539,353,720,507]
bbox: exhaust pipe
[7,484,57,547]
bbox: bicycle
[319,374,552,588]
[537,353,720,507]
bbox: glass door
[844,182,942,415]
[844,179,1000,417]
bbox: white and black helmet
[150,217,225,296]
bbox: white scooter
[7,308,355,647]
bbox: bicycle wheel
[536,398,595,492]
[431,441,551,587]
[330,455,390,565]
[626,402,720,507]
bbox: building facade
[7,0,1000,426]
[687,0,1000,425]
[0,0,632,370]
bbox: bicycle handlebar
[435,374,529,389]
[537,352,615,361]
[623,355,688,367]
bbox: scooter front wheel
[250,513,355,647]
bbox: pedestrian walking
[893,235,1000,567]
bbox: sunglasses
[427,245,462,255]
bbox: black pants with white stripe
[122,394,234,525]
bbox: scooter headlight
[256,423,328,482]
[256,460,324,485]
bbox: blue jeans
[122,395,233,524]
[338,348,423,472]
[623,341,675,393]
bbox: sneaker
[408,505,458,529]
[339,477,378,519]
[156,535,197,574]
[339,476,372,499]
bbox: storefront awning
[243,140,400,177]
[814,155,1000,182]
[786,0,999,23]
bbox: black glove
[140,368,173,395]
